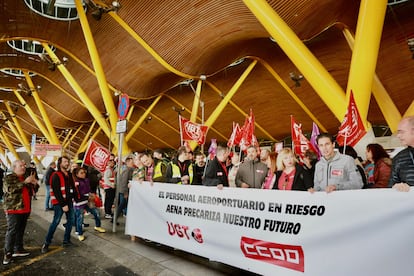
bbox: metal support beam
[61,129,73,149]
[0,129,18,159]
[205,60,257,129]
[109,12,195,79]
[342,28,401,133]
[79,126,102,154]
[76,121,97,157]
[126,95,162,142]
[64,125,83,148]
[137,125,176,149]
[24,71,60,144]
[206,80,278,140]
[42,44,122,150]
[5,101,31,151]
[136,106,179,134]
[74,0,118,136]
[403,102,414,117]
[12,89,53,143]
[190,80,203,123]
[258,59,328,132]
[243,0,346,121]
[345,0,387,127]
[165,95,227,140]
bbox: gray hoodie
[314,152,363,191]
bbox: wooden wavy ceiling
[0,0,413,158]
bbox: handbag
[89,193,103,208]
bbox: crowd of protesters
[2,116,414,265]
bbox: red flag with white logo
[227,122,242,148]
[291,116,317,160]
[179,115,209,145]
[83,140,111,173]
[336,90,367,147]
[239,109,255,151]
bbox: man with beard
[192,152,206,185]
[41,156,75,253]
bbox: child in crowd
[73,167,105,241]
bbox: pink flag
[310,122,321,158]
[208,139,217,160]
[336,91,367,147]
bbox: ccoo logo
[240,236,305,272]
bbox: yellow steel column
[79,126,102,153]
[12,89,53,143]
[24,71,60,144]
[64,125,83,148]
[136,106,179,134]
[259,59,328,132]
[126,105,135,121]
[0,129,18,159]
[188,80,203,150]
[403,102,414,117]
[139,127,175,149]
[5,101,31,150]
[165,95,228,140]
[345,0,387,127]
[126,95,162,142]
[190,80,203,123]
[42,44,112,139]
[206,81,277,140]
[76,121,97,157]
[109,12,194,79]
[61,129,73,148]
[342,28,401,133]
[4,118,23,147]
[243,0,346,121]
[74,0,118,135]
[205,60,257,128]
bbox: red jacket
[372,158,392,188]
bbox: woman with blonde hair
[273,148,313,191]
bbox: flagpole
[179,115,183,146]
[343,131,348,154]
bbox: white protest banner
[126,182,414,276]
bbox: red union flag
[83,140,111,173]
[227,122,242,148]
[291,116,317,160]
[336,91,367,147]
[179,115,209,145]
[239,109,255,151]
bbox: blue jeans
[44,204,74,245]
[45,185,52,210]
[75,206,101,235]
[116,193,128,219]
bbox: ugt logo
[240,236,304,272]
[167,221,203,244]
